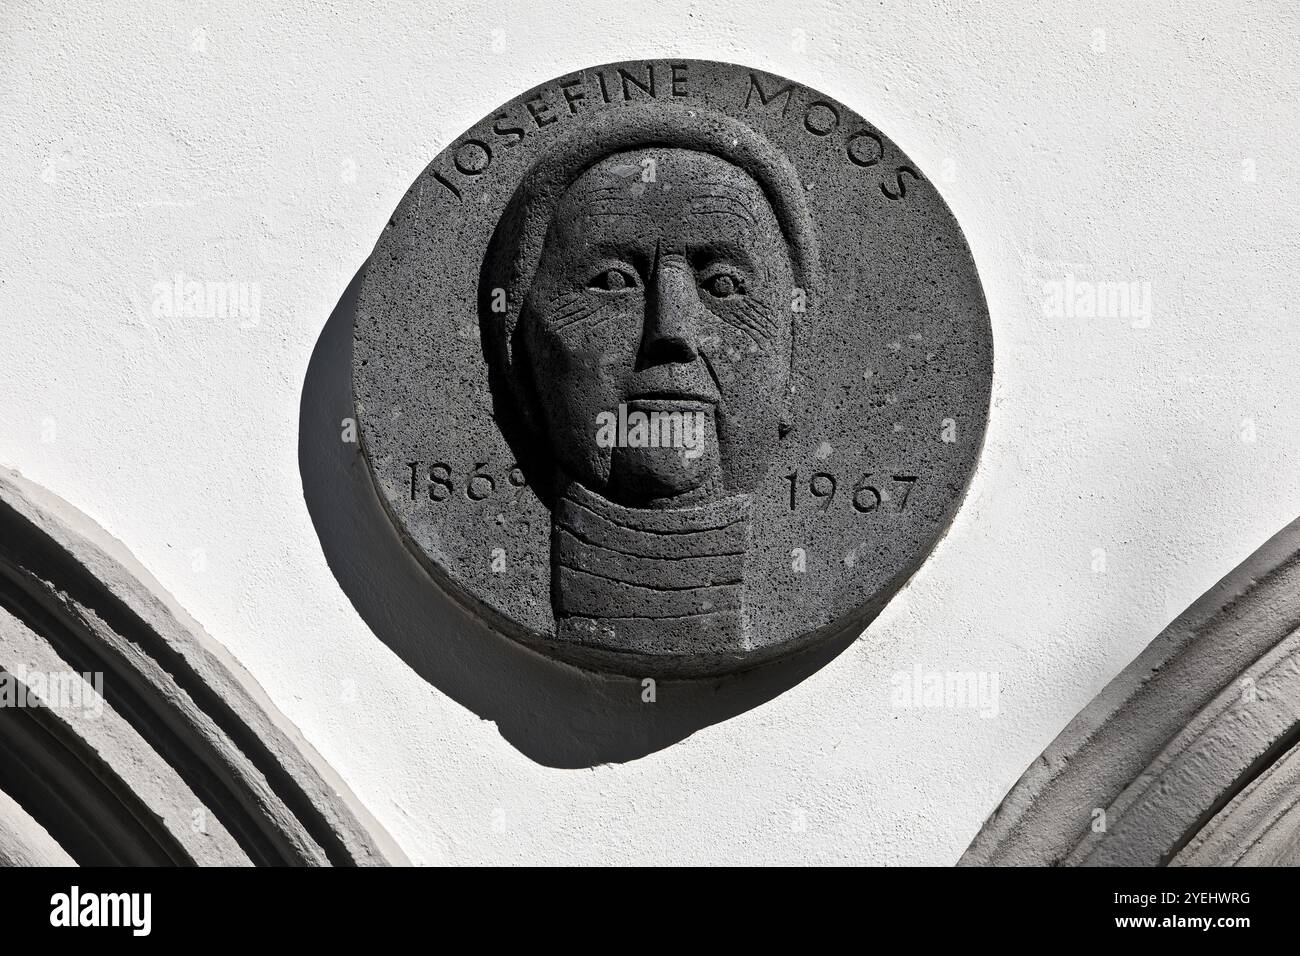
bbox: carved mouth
[627,391,717,410]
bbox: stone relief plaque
[353,59,992,677]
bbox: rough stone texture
[961,515,1300,867]
[1177,734,1300,866]
[0,789,74,867]
[0,467,407,866]
[354,59,992,676]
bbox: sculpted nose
[643,259,702,364]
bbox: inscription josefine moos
[354,59,992,678]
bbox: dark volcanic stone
[353,59,992,678]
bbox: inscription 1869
[354,59,992,678]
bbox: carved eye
[589,268,637,291]
[702,272,743,298]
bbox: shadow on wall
[299,262,857,769]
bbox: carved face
[521,148,795,506]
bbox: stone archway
[0,467,405,866]
[963,517,1300,866]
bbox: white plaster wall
[3,0,1298,864]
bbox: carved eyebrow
[685,193,758,227]
[692,237,756,273]
[578,195,639,218]
[581,207,638,219]
[695,178,764,203]
[581,181,641,202]
[587,183,638,197]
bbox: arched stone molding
[0,467,406,866]
[962,516,1300,866]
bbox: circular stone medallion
[354,59,992,678]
